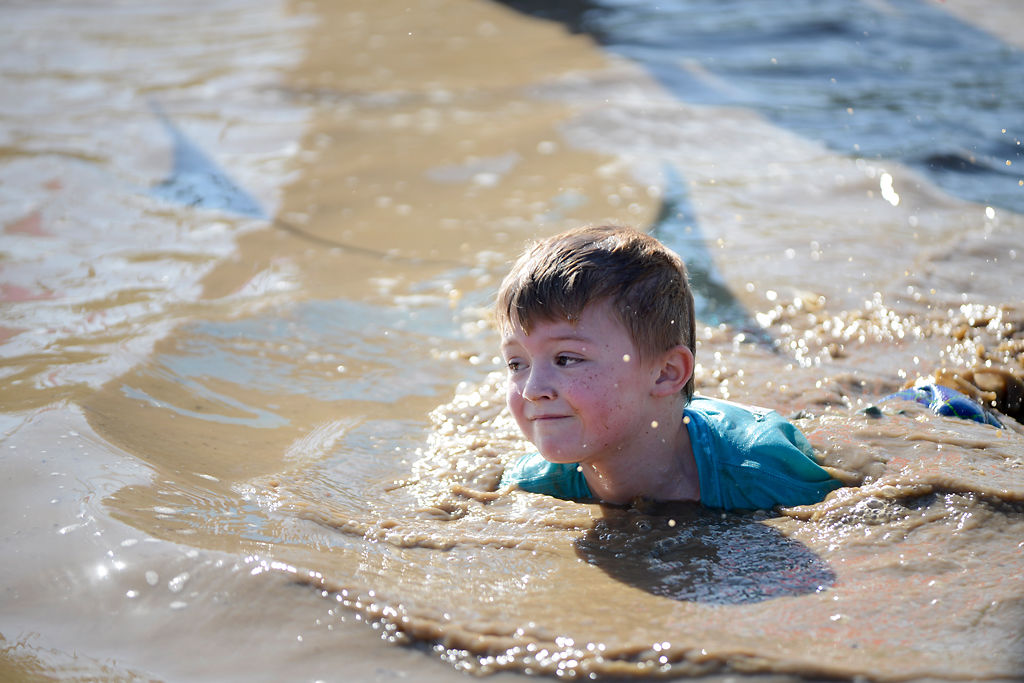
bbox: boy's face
[500,300,661,466]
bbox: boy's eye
[555,355,582,367]
[506,359,522,372]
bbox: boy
[496,224,841,509]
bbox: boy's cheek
[506,377,526,400]
[505,385,524,415]
[507,405,531,439]
[505,391,531,431]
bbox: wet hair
[496,224,696,400]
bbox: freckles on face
[500,303,654,463]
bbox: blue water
[498,0,1024,213]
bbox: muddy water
[2,0,1023,681]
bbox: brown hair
[496,225,696,400]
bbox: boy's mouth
[530,414,572,422]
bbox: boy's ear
[651,345,694,397]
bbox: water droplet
[168,571,190,593]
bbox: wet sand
[2,0,1023,680]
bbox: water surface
[1,0,1022,680]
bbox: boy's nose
[522,367,557,401]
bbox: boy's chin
[535,447,584,465]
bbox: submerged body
[501,395,841,508]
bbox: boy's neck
[579,407,699,505]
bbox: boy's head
[496,225,697,401]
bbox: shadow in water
[148,99,267,219]
[147,101,457,265]
[650,164,775,347]
[576,503,834,605]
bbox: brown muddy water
[1,1,1023,681]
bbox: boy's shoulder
[686,395,815,456]
[685,396,840,509]
[687,395,774,421]
[686,396,805,447]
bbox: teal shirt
[499,397,840,510]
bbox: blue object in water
[882,383,1002,428]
